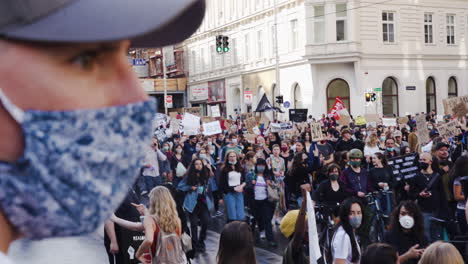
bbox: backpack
[152,218,187,264]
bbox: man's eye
[70,51,98,69]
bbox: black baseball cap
[0,0,205,47]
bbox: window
[336,4,347,41]
[426,77,437,113]
[424,13,433,44]
[257,30,263,58]
[314,6,325,43]
[382,11,395,43]
[447,14,455,45]
[448,77,458,98]
[290,19,299,50]
[292,83,302,108]
[382,77,399,116]
[327,79,350,111]
[244,33,250,62]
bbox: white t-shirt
[364,145,381,157]
[228,171,242,187]
[0,252,13,264]
[331,226,360,264]
[254,176,268,200]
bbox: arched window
[327,79,350,112]
[382,77,399,116]
[448,77,458,98]
[426,77,437,113]
[292,83,302,108]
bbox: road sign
[165,95,173,108]
[283,101,291,108]
[374,87,382,92]
[244,90,253,105]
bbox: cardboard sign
[183,107,201,117]
[310,123,325,142]
[289,109,308,122]
[245,117,258,134]
[337,115,351,126]
[382,118,397,127]
[355,116,367,126]
[181,113,200,135]
[296,122,309,131]
[437,120,461,138]
[202,121,222,136]
[398,116,409,124]
[443,95,468,116]
[210,104,221,118]
[365,114,380,123]
[169,118,180,135]
[388,154,419,182]
[415,115,430,145]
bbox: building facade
[184,0,468,119]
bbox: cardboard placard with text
[202,121,222,136]
[382,118,397,127]
[310,123,326,142]
[337,115,351,126]
[437,120,462,138]
[415,115,430,145]
[398,116,409,124]
[443,95,468,116]
[245,117,258,134]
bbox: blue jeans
[143,176,162,192]
[224,192,245,221]
[422,212,444,242]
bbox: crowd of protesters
[106,111,468,264]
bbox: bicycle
[365,191,390,243]
[315,202,337,264]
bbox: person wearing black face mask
[288,152,313,206]
[313,164,349,218]
[408,153,448,242]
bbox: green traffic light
[224,47,229,52]
[217,47,223,53]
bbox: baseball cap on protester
[0,0,205,47]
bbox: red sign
[329,97,345,120]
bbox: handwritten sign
[443,95,468,116]
[437,120,461,138]
[310,123,325,142]
[202,121,222,136]
[388,154,419,182]
[415,115,430,145]
[337,115,351,126]
[398,116,409,125]
[210,105,221,118]
[382,118,397,127]
[182,113,200,135]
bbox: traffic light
[276,95,284,104]
[222,36,229,52]
[216,35,223,53]
[365,93,371,102]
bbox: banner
[181,113,200,135]
[306,192,322,263]
[415,115,430,145]
[310,123,325,142]
[329,97,346,120]
[388,154,419,182]
[437,120,461,138]
[202,121,222,136]
[382,118,397,127]
[270,123,293,133]
[210,104,221,117]
[289,109,308,122]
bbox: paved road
[8,210,286,264]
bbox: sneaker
[260,231,266,240]
[215,210,223,217]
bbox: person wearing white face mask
[384,201,428,264]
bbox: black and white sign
[289,109,308,122]
[388,154,419,182]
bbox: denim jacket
[177,177,214,213]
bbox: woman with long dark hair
[383,201,428,264]
[217,221,256,264]
[312,163,349,217]
[301,131,312,153]
[369,152,395,216]
[219,151,246,222]
[288,152,312,206]
[177,158,214,253]
[170,143,188,187]
[331,198,363,264]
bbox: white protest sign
[415,115,430,145]
[437,120,461,138]
[182,113,200,136]
[382,118,397,127]
[211,104,221,118]
[270,123,293,133]
[169,118,180,135]
[310,123,325,142]
[306,192,321,263]
[203,121,222,136]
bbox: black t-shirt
[369,167,394,190]
[316,143,334,160]
[384,230,428,264]
[312,180,349,208]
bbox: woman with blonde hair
[418,241,463,264]
[364,132,381,164]
[136,186,186,264]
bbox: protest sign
[270,123,293,133]
[244,134,257,143]
[310,123,326,142]
[398,116,409,125]
[289,109,308,122]
[306,192,322,263]
[437,120,461,138]
[443,95,468,116]
[210,104,221,118]
[169,118,180,135]
[365,114,380,123]
[382,118,397,127]
[245,117,258,134]
[415,115,430,144]
[388,154,419,182]
[169,112,179,119]
[337,115,351,126]
[201,116,214,123]
[183,107,201,117]
[181,113,200,135]
[296,122,309,132]
[355,116,366,126]
[202,121,222,136]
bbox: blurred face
[190,137,197,144]
[349,203,362,218]
[273,146,280,156]
[228,152,237,163]
[386,139,395,148]
[295,142,304,153]
[194,160,203,171]
[302,153,308,162]
[199,149,207,155]
[372,155,382,166]
[257,137,265,145]
[399,206,412,218]
[305,134,310,141]
[269,134,276,141]
[343,132,351,140]
[419,153,432,164]
[436,147,449,160]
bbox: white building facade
[184,0,468,119]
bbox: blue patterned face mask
[0,89,156,239]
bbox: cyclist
[340,149,373,200]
